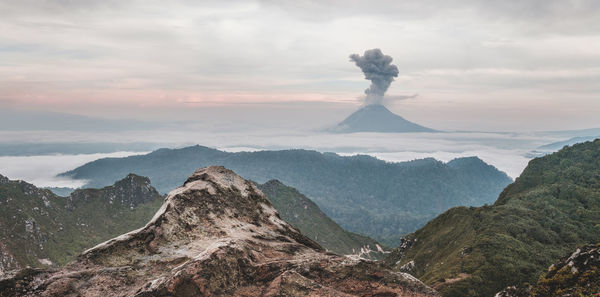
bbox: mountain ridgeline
[0,167,439,297]
[0,174,164,275]
[0,174,384,273]
[257,180,384,258]
[384,139,600,297]
[60,146,512,245]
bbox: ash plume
[350,48,399,105]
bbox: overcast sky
[1,0,600,131]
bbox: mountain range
[0,173,383,274]
[538,135,600,151]
[1,140,599,296]
[0,167,439,297]
[384,139,600,297]
[0,173,164,274]
[59,146,512,245]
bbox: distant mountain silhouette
[332,104,437,133]
[60,145,511,245]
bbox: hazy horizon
[2,0,600,189]
[2,0,600,132]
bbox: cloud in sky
[0,151,147,188]
[1,0,600,130]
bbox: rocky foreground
[495,243,600,297]
[0,166,438,297]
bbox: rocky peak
[69,173,160,208]
[80,166,323,266]
[0,174,8,184]
[2,166,438,297]
[108,173,160,206]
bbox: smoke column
[350,49,399,105]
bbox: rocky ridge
[494,244,600,297]
[1,166,438,297]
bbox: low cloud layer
[0,125,568,183]
[0,152,146,188]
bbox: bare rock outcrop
[0,166,437,297]
[494,243,600,297]
[0,174,8,185]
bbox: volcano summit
[332,104,437,133]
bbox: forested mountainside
[0,173,386,273]
[385,139,600,297]
[0,174,163,275]
[0,167,439,297]
[61,145,511,245]
[258,180,384,258]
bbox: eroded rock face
[0,166,438,297]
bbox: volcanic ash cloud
[350,48,399,105]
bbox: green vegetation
[60,146,511,245]
[0,174,163,270]
[385,139,600,297]
[258,180,384,258]
[532,244,600,297]
[0,172,385,272]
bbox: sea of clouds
[0,128,569,189]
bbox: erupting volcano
[333,49,437,133]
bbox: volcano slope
[1,166,438,297]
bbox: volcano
[332,104,437,133]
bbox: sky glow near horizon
[1,0,600,131]
[1,0,600,189]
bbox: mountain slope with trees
[0,173,386,274]
[60,145,512,245]
[258,180,384,258]
[385,139,600,297]
[0,174,163,275]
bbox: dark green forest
[61,146,512,245]
[386,139,600,297]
